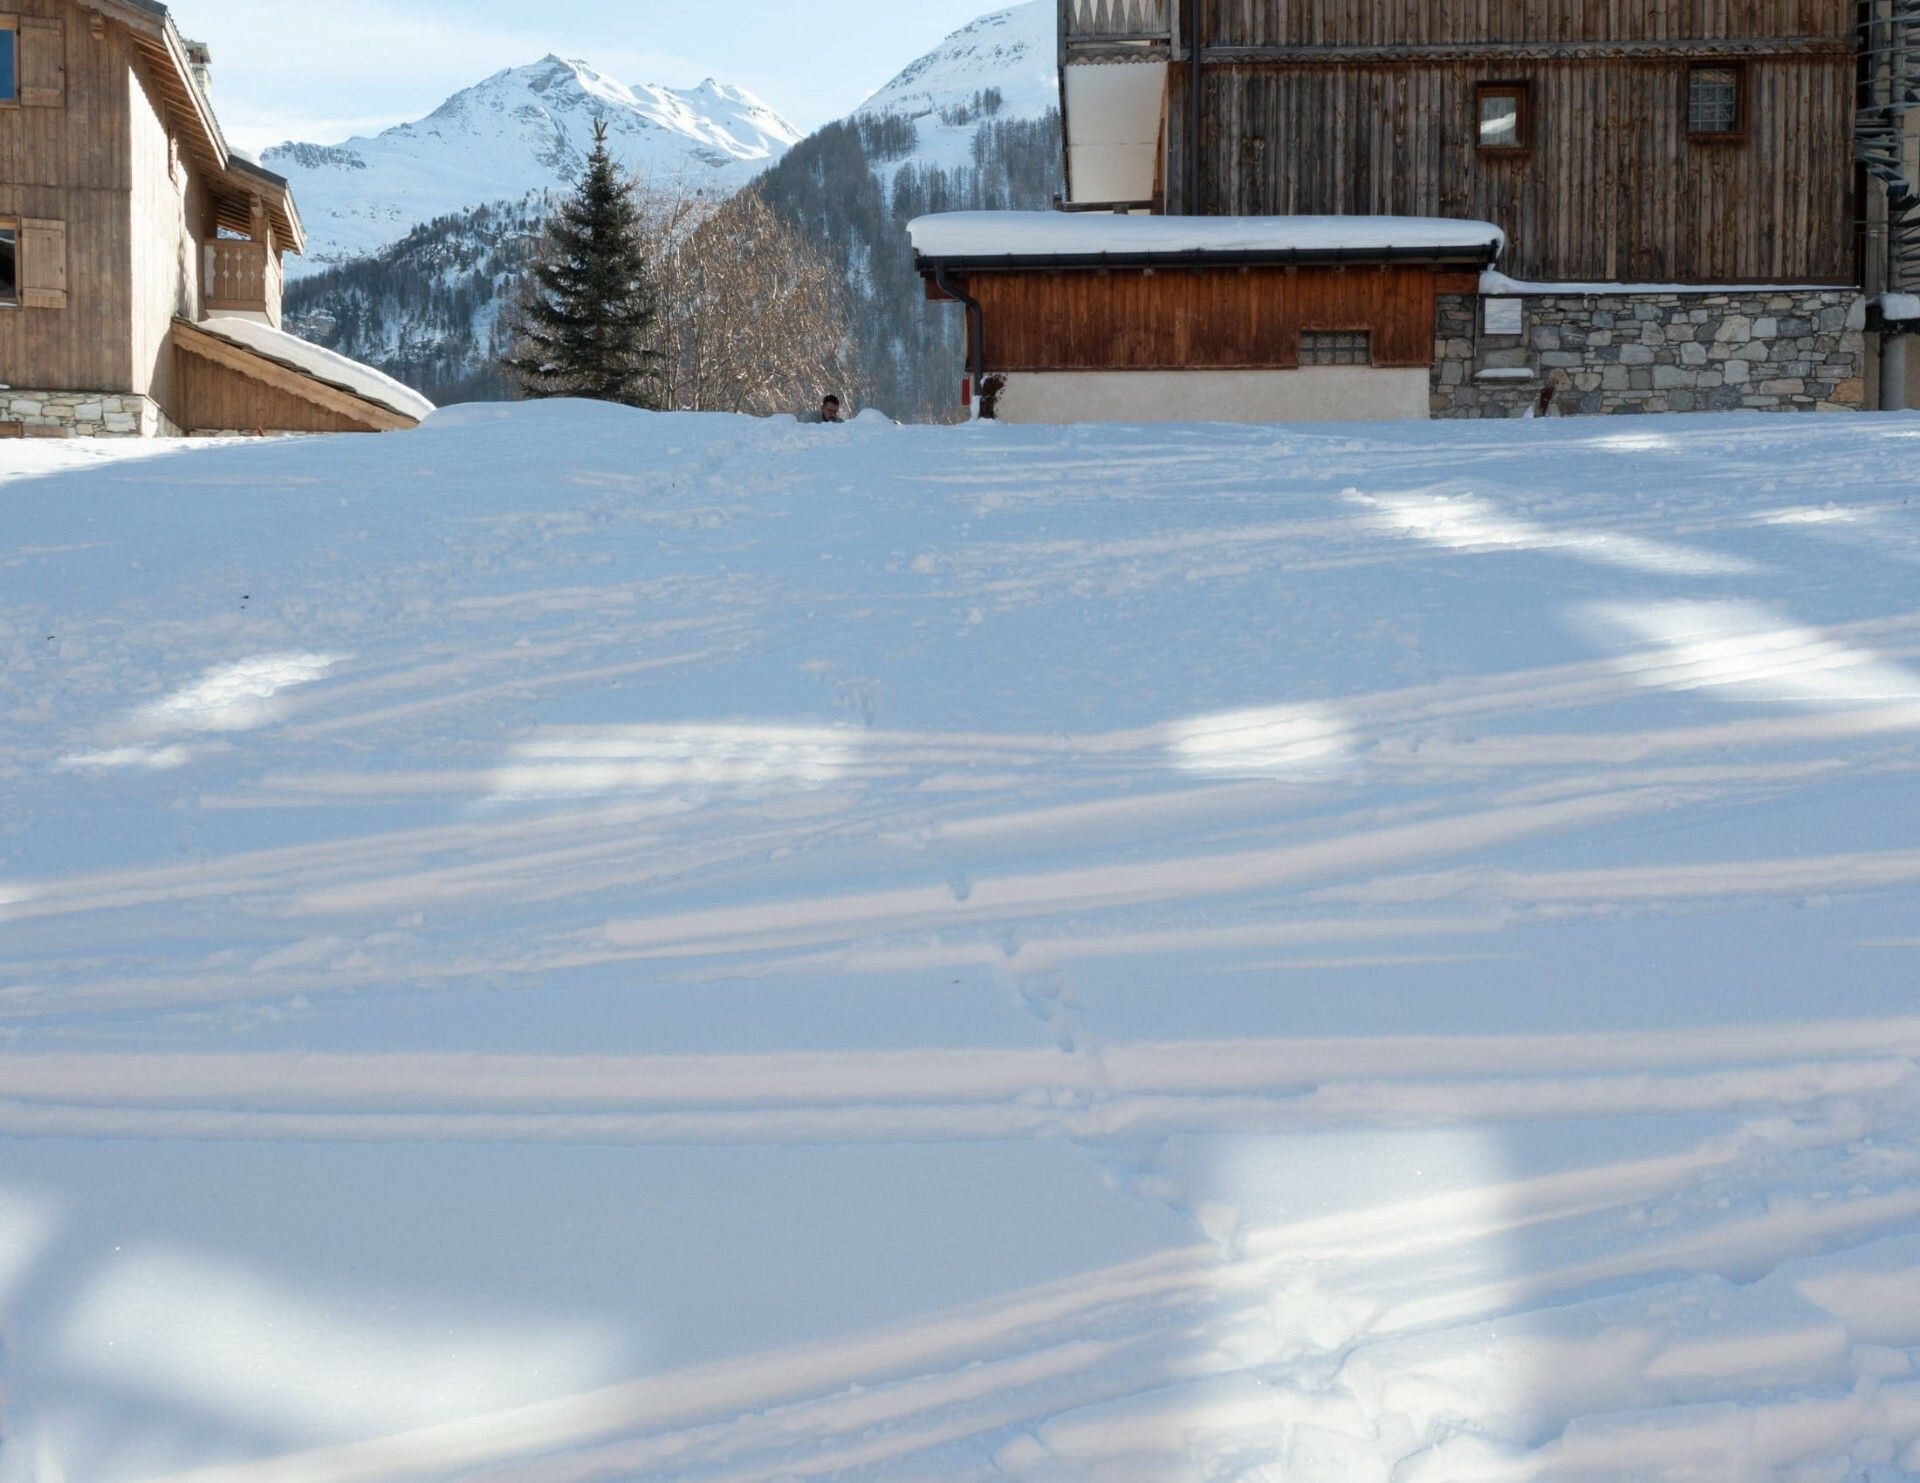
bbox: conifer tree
[503,121,662,407]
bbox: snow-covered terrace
[909,211,1507,268]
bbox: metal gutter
[932,266,988,392]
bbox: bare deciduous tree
[633,182,863,417]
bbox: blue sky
[173,0,1019,151]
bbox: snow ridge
[265,56,803,275]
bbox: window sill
[1477,146,1531,158]
[1688,132,1746,144]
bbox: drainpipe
[934,265,989,417]
[1885,323,1911,410]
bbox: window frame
[1298,329,1374,368]
[1687,61,1747,142]
[1474,81,1532,156]
[0,217,19,307]
[0,19,18,108]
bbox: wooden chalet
[917,0,1920,421]
[0,0,430,437]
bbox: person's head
[821,395,842,422]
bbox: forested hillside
[755,103,1062,420]
[281,1,1061,418]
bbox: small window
[1484,297,1525,336]
[1689,65,1742,137]
[1477,83,1529,152]
[1301,331,1371,367]
[0,224,16,305]
[0,27,15,104]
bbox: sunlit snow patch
[1352,489,1753,577]
[135,652,344,735]
[488,723,862,799]
[1587,601,1920,709]
[58,744,193,773]
[61,1247,620,1445]
[1165,704,1353,776]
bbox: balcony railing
[203,238,284,327]
[1065,0,1174,45]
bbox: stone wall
[0,391,179,438]
[1431,290,1868,418]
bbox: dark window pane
[1690,69,1739,134]
[1301,331,1371,367]
[1479,91,1520,149]
[0,32,15,103]
[0,229,16,300]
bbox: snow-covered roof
[1879,292,1920,325]
[910,212,1505,266]
[1483,270,1859,297]
[193,318,436,423]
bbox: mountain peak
[264,59,802,274]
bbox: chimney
[183,39,213,99]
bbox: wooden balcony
[203,238,284,327]
[1064,0,1174,54]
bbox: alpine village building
[914,0,1920,423]
[0,0,429,437]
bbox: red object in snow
[961,377,973,409]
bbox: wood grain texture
[0,0,133,391]
[964,263,1445,370]
[1201,0,1855,47]
[0,0,293,411]
[173,321,409,433]
[1138,0,1857,282]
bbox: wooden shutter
[18,18,64,107]
[20,218,66,308]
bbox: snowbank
[912,210,1506,261]
[5,404,1920,1481]
[1483,269,1854,296]
[194,316,437,421]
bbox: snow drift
[3,402,1920,1481]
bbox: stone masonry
[1431,290,1868,418]
[0,392,179,438]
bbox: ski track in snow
[3,404,1920,1480]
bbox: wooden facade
[966,264,1476,370]
[1069,0,1862,284]
[0,0,420,434]
[172,319,414,434]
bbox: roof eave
[76,0,306,254]
[915,243,1504,274]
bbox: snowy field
[4,403,1920,1482]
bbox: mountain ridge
[265,56,803,275]
[282,1,1063,418]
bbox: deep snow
[4,404,1920,1480]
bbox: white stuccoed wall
[991,368,1433,424]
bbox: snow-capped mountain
[266,57,803,275]
[285,2,1063,417]
[856,1,1058,172]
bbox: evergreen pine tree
[502,121,663,407]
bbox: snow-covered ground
[5,404,1920,1481]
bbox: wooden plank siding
[172,323,408,434]
[964,264,1472,371]
[0,0,136,392]
[1200,0,1855,47]
[1143,0,1858,282]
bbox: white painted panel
[993,369,1433,425]
[1063,63,1168,206]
